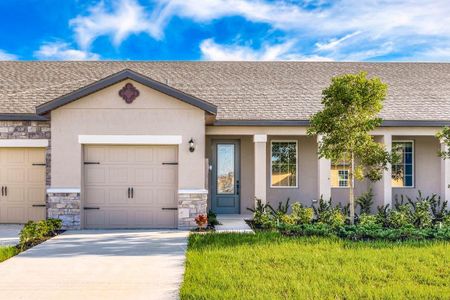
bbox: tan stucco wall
[51,79,206,190]
[206,135,255,212]
[391,136,441,201]
[266,136,318,207]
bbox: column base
[47,192,81,230]
[178,190,208,229]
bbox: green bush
[313,196,346,227]
[358,213,378,226]
[356,189,374,214]
[278,223,450,242]
[290,202,314,225]
[19,218,62,250]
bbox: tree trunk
[349,152,355,224]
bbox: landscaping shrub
[19,218,62,250]
[249,190,450,241]
[313,197,345,227]
[207,210,220,227]
[356,188,374,214]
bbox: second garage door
[83,145,178,229]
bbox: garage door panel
[107,147,131,164]
[85,146,105,163]
[156,146,177,162]
[84,210,106,227]
[134,147,154,163]
[134,167,154,185]
[108,209,129,227]
[158,168,177,185]
[108,188,130,205]
[85,188,106,205]
[4,207,27,223]
[154,189,177,206]
[85,168,106,184]
[5,185,26,203]
[133,188,154,205]
[4,149,26,164]
[84,145,178,229]
[108,167,130,184]
[28,167,45,183]
[5,168,26,183]
[132,210,154,227]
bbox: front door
[211,140,240,214]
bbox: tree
[308,72,393,224]
[437,127,450,159]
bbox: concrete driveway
[0,224,23,246]
[0,230,188,300]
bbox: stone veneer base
[178,192,208,229]
[47,192,81,229]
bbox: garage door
[83,145,178,229]
[0,148,46,223]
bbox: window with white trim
[271,141,297,187]
[331,156,351,188]
[392,141,414,187]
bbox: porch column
[254,134,267,204]
[382,134,392,206]
[440,142,450,203]
[317,135,331,200]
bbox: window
[338,170,349,187]
[392,141,414,187]
[331,157,351,188]
[271,141,297,187]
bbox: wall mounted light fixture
[189,138,195,152]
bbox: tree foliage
[436,126,450,159]
[308,71,393,223]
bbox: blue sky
[1,0,450,61]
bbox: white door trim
[0,139,48,147]
[78,135,182,145]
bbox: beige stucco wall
[266,136,318,208]
[51,79,206,190]
[391,136,441,201]
[205,135,255,212]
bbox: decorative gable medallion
[119,83,140,104]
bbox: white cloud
[66,0,450,61]
[315,31,361,52]
[0,49,18,60]
[34,42,100,60]
[200,38,333,61]
[70,0,161,49]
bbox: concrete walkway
[0,230,188,300]
[0,224,23,246]
[215,214,254,233]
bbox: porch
[205,126,450,214]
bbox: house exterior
[0,61,449,229]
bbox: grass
[0,246,19,263]
[180,232,450,299]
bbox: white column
[317,135,331,200]
[382,134,392,207]
[440,142,450,204]
[254,134,267,204]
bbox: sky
[1,0,450,61]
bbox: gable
[36,69,217,115]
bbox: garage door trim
[78,135,182,145]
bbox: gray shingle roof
[0,61,449,121]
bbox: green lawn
[0,246,19,263]
[180,232,450,300]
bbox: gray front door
[211,140,240,214]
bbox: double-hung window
[271,141,298,188]
[392,141,414,187]
[331,156,351,188]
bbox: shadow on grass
[188,231,449,251]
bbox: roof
[1,61,450,123]
[35,69,217,115]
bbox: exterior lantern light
[189,138,195,152]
